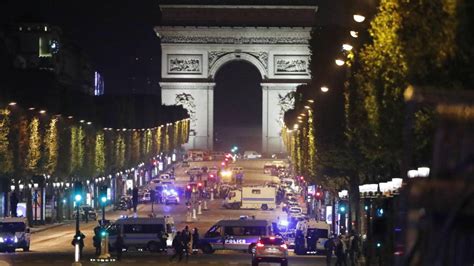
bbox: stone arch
[209,52,267,80]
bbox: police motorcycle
[114,197,129,211]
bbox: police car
[200,218,273,254]
[0,218,30,252]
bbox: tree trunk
[349,172,361,234]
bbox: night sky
[1,0,162,94]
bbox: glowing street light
[350,31,359,38]
[8,102,16,106]
[335,59,345,66]
[353,14,366,23]
[342,44,353,51]
[321,86,329,93]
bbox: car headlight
[14,236,18,243]
[0,237,4,243]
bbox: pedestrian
[116,233,124,261]
[192,228,200,254]
[93,227,101,256]
[325,235,335,266]
[335,235,347,266]
[161,230,169,251]
[182,226,192,259]
[349,230,359,266]
[169,231,184,262]
[84,208,89,223]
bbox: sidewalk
[30,220,74,234]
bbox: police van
[200,218,272,254]
[0,217,30,252]
[107,216,176,252]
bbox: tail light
[187,185,191,190]
[280,244,288,249]
[256,242,264,248]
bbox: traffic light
[73,182,83,203]
[338,201,347,213]
[99,185,108,205]
[315,190,322,200]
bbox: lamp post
[33,183,39,224]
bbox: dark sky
[1,0,163,94]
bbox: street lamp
[33,183,39,224]
[342,44,353,51]
[353,14,366,23]
[407,169,419,178]
[335,59,345,66]
[417,167,430,178]
[321,86,329,93]
[350,31,359,38]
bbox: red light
[256,242,264,247]
[198,183,202,187]
[300,176,304,180]
[221,162,225,166]
[280,244,288,249]
[187,185,191,189]
[316,192,321,197]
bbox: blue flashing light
[279,220,289,227]
[376,208,384,217]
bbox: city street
[0,159,324,266]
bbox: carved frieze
[161,36,308,45]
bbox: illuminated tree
[164,125,170,153]
[131,131,140,165]
[26,117,41,174]
[95,131,105,176]
[0,108,13,175]
[145,129,152,158]
[43,117,58,175]
[307,109,316,178]
[116,133,126,169]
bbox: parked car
[73,205,97,221]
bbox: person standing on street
[349,230,359,266]
[182,226,192,259]
[335,235,347,266]
[169,231,184,262]
[325,235,335,266]
[116,233,124,261]
[84,208,89,223]
[93,227,101,256]
[192,228,200,254]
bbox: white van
[0,217,30,252]
[107,216,176,252]
[243,151,262,159]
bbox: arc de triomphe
[156,4,315,154]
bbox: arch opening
[214,60,262,152]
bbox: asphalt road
[0,159,327,266]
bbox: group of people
[169,226,200,262]
[325,230,360,266]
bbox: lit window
[39,37,52,57]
